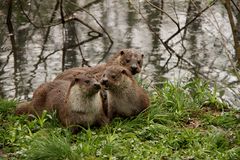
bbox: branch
[145,0,179,27]
[129,0,197,73]
[60,0,67,71]
[6,0,17,52]
[68,17,102,34]
[72,6,114,63]
[30,0,60,73]
[60,0,65,24]
[71,23,91,67]
[18,0,62,28]
[80,7,113,44]
[43,35,101,61]
[207,2,240,80]
[164,0,217,44]
[40,0,60,55]
[129,0,174,53]
[231,0,240,13]
[225,0,240,63]
[0,51,13,72]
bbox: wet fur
[100,65,150,120]
[15,75,109,128]
[61,89,108,127]
[54,48,144,81]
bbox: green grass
[0,79,239,159]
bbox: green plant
[0,79,239,159]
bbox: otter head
[100,65,132,91]
[65,74,101,102]
[118,49,144,75]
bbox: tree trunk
[224,0,240,64]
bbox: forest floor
[0,79,240,160]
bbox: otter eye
[85,80,90,84]
[126,59,130,63]
[74,78,79,83]
[137,60,141,65]
[111,75,116,79]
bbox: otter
[54,48,144,81]
[105,48,144,75]
[99,65,150,120]
[15,73,109,129]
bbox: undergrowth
[0,79,239,160]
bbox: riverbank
[0,79,239,159]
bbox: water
[0,0,239,107]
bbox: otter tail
[15,101,35,115]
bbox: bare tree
[224,0,240,63]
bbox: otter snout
[94,83,101,90]
[100,78,108,86]
[131,64,138,75]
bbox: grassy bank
[0,80,239,159]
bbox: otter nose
[94,83,101,90]
[131,64,138,73]
[100,78,108,85]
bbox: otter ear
[120,51,125,55]
[70,78,80,87]
[74,78,80,83]
[121,69,132,77]
[121,69,128,75]
[69,78,78,88]
[121,69,126,74]
[65,78,79,103]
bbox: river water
[0,0,239,107]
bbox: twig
[0,51,13,72]
[225,0,240,63]
[43,35,101,61]
[129,0,174,53]
[30,0,60,73]
[60,0,66,71]
[61,0,113,45]
[6,0,16,53]
[29,0,66,81]
[40,0,60,55]
[231,0,240,13]
[207,2,240,80]
[71,22,91,67]
[81,0,103,9]
[18,0,62,28]
[96,42,113,64]
[80,7,113,44]
[60,0,65,24]
[74,6,113,63]
[145,0,179,27]
[128,0,195,71]
[164,0,217,44]
[69,17,102,35]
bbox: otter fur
[15,73,109,128]
[54,48,144,81]
[100,65,150,120]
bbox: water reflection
[0,0,239,107]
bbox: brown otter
[100,65,150,120]
[54,48,144,81]
[105,48,144,75]
[15,73,109,128]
